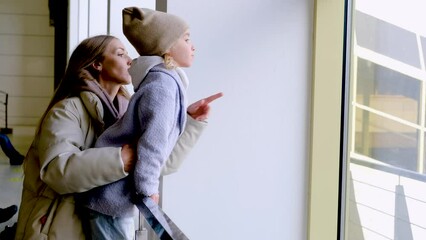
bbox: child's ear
[92,61,102,72]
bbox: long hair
[37,35,129,132]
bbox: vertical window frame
[308,0,348,239]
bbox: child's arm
[160,92,224,175]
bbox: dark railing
[135,179,189,240]
[0,90,12,134]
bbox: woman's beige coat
[14,92,206,240]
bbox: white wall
[162,1,313,239]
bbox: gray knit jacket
[78,56,187,217]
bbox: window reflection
[355,11,420,68]
[353,10,425,173]
[356,58,420,124]
[345,0,426,239]
[355,108,418,171]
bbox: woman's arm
[37,99,129,194]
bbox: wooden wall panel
[7,97,50,125]
[0,56,53,76]
[0,0,49,14]
[0,35,53,56]
[0,0,53,127]
[0,15,53,36]
[0,76,53,96]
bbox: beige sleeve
[38,101,127,194]
[161,115,207,175]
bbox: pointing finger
[203,92,224,104]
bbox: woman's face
[169,30,195,68]
[98,39,132,86]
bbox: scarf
[81,80,129,129]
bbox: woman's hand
[121,144,136,173]
[187,92,224,121]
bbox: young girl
[77,7,223,240]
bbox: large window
[343,0,426,239]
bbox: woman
[14,35,219,239]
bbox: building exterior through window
[344,0,426,239]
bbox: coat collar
[79,80,129,130]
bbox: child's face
[169,30,195,68]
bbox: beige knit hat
[122,7,189,56]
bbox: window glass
[343,0,426,239]
[355,10,420,68]
[356,58,420,124]
[354,108,418,171]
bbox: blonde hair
[36,35,130,133]
[163,53,177,69]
